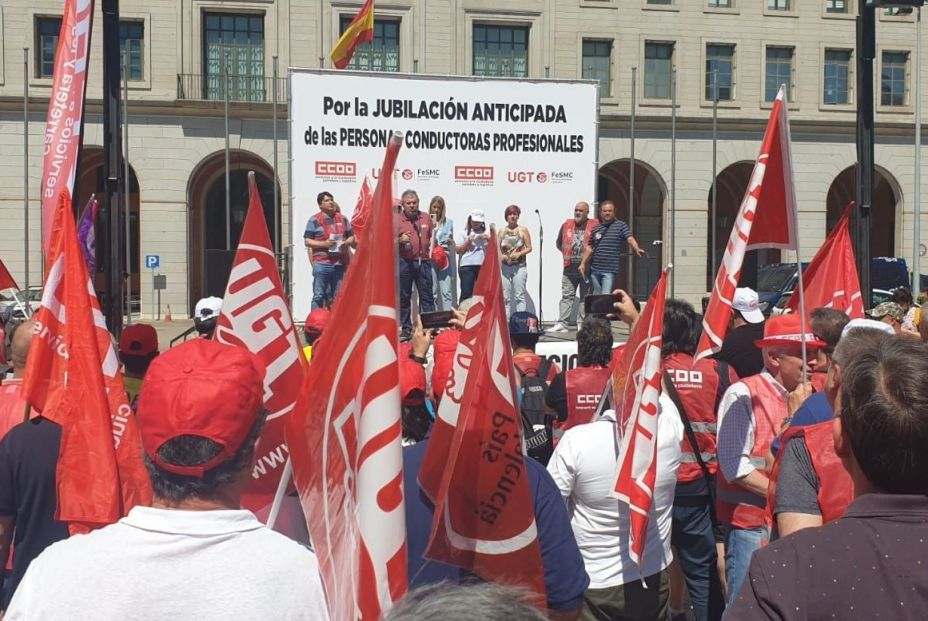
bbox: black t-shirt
[0,417,69,607]
[716,321,765,379]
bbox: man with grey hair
[385,583,547,621]
[550,201,599,332]
[395,189,435,341]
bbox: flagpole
[670,68,677,297]
[23,48,30,302]
[711,69,719,284]
[224,54,231,251]
[915,6,922,296]
[266,458,293,529]
[272,55,280,256]
[123,51,132,325]
[629,67,637,294]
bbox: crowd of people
[2,231,928,619]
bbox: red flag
[785,204,863,320]
[287,134,407,620]
[418,227,547,601]
[350,176,374,243]
[40,0,94,251]
[22,191,151,534]
[214,172,307,515]
[696,86,798,360]
[612,266,670,570]
[0,258,18,290]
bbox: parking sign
[145,255,160,269]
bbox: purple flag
[78,195,98,272]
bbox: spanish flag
[331,0,374,69]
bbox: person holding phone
[499,205,533,319]
[455,209,490,302]
[429,196,454,312]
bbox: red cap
[754,314,826,349]
[119,324,158,356]
[431,245,449,271]
[399,344,427,406]
[304,308,331,335]
[136,339,265,478]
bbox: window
[824,49,851,105]
[825,0,847,13]
[203,13,265,102]
[765,46,794,102]
[708,0,733,7]
[881,51,909,106]
[35,17,62,79]
[473,25,529,78]
[120,21,144,81]
[767,0,790,9]
[644,42,674,99]
[706,44,735,101]
[885,7,913,16]
[582,40,612,96]
[339,16,399,72]
[647,0,673,4]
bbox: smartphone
[584,293,621,317]
[420,310,456,330]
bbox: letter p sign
[145,254,160,269]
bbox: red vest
[560,218,599,267]
[313,212,349,265]
[716,373,788,529]
[766,420,853,528]
[665,353,734,482]
[554,366,611,441]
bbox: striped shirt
[589,220,632,273]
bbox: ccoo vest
[314,212,349,265]
[716,373,788,529]
[559,218,599,267]
[553,366,611,442]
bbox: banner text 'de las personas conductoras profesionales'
[290,71,598,321]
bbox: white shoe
[549,322,568,333]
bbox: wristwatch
[409,352,427,365]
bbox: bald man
[0,319,34,440]
[551,202,600,332]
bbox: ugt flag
[419,227,546,602]
[612,266,670,570]
[696,85,798,360]
[214,172,307,516]
[287,133,407,621]
[23,190,151,534]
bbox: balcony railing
[177,73,288,104]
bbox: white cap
[732,287,765,324]
[195,296,223,319]
[469,209,486,223]
[841,317,896,339]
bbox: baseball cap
[754,314,826,349]
[469,209,486,223]
[867,301,904,322]
[509,311,544,336]
[195,296,223,320]
[136,339,266,478]
[399,356,427,408]
[841,317,896,338]
[732,287,765,324]
[304,308,331,335]
[119,324,158,356]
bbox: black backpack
[518,358,554,465]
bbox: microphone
[535,209,543,240]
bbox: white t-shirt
[455,229,489,267]
[547,395,683,589]
[5,506,330,621]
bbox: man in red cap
[303,307,330,362]
[118,323,159,410]
[715,313,823,605]
[5,339,329,620]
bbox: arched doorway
[73,148,141,314]
[597,159,666,299]
[187,151,279,311]
[826,165,900,258]
[707,162,782,290]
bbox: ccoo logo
[315,161,357,177]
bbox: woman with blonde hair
[429,196,454,311]
[499,204,532,318]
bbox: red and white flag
[287,134,407,621]
[350,175,374,243]
[40,0,94,251]
[696,85,798,360]
[419,227,547,602]
[612,266,670,570]
[214,172,306,515]
[0,258,18,290]
[22,190,151,534]
[785,204,863,320]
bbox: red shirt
[394,210,434,261]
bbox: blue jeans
[672,495,725,621]
[724,526,765,606]
[432,264,453,311]
[312,262,346,309]
[589,270,615,295]
[501,263,528,318]
[399,258,435,336]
